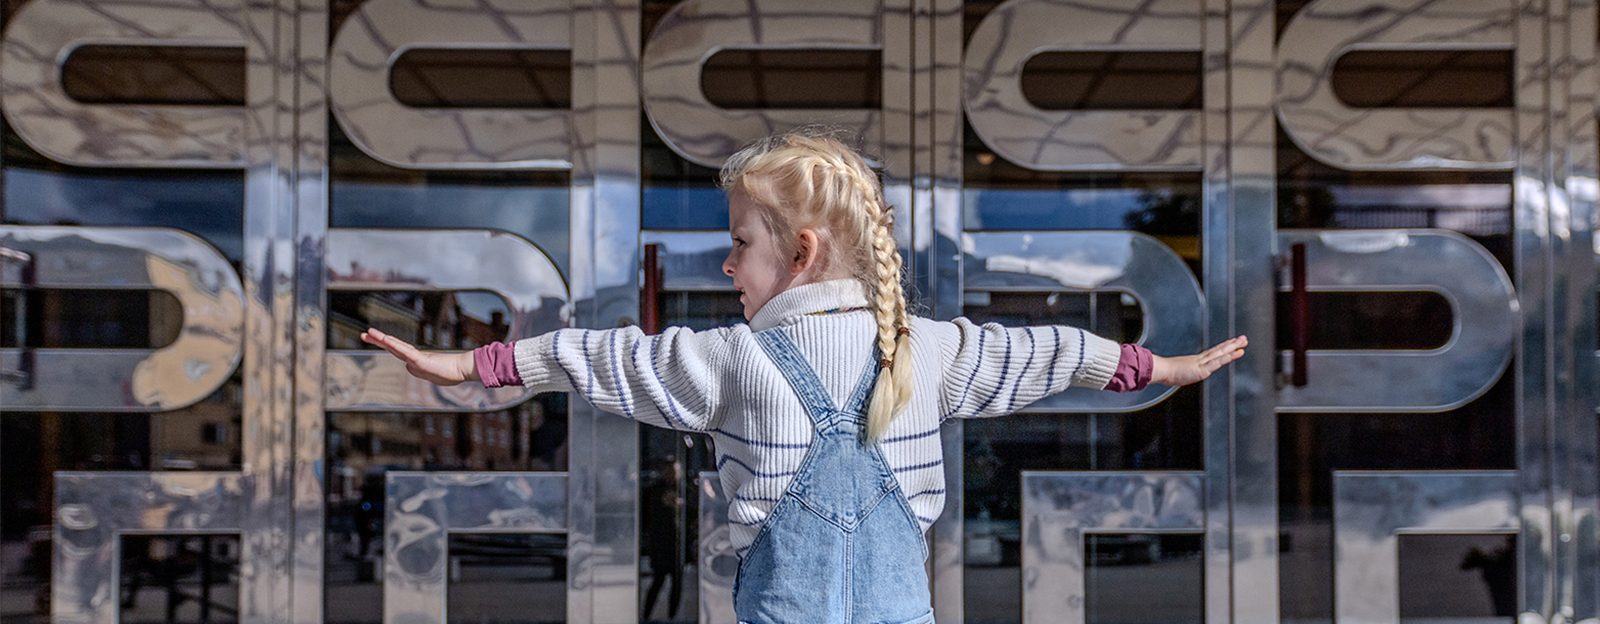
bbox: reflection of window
[425,417,435,435]
[202,423,228,445]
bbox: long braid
[721,130,914,441]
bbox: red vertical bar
[1290,242,1308,387]
[642,243,661,335]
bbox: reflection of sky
[644,186,728,229]
[4,169,245,260]
[964,188,1148,230]
[455,290,510,324]
[331,181,570,279]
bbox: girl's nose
[722,253,735,276]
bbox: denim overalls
[734,328,934,624]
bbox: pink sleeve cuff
[473,341,524,388]
[1103,343,1153,393]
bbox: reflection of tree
[1124,190,1200,235]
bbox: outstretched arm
[361,326,736,432]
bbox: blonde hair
[720,129,912,441]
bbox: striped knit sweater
[484,279,1130,554]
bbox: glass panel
[445,534,567,624]
[1397,534,1517,623]
[62,46,246,105]
[120,535,241,624]
[1085,534,1203,624]
[1020,51,1202,110]
[700,49,881,109]
[390,49,571,109]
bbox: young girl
[361,131,1247,624]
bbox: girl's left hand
[1150,335,1248,387]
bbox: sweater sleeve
[933,318,1123,421]
[1102,344,1154,393]
[508,326,736,432]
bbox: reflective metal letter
[962,231,1204,411]
[640,0,885,168]
[54,472,246,624]
[327,0,571,169]
[1020,471,1205,624]
[1275,0,1514,170]
[0,226,245,411]
[963,0,1203,170]
[0,0,246,167]
[1277,230,1516,411]
[324,229,569,411]
[1333,470,1518,624]
[384,472,567,624]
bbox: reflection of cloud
[983,254,1123,289]
[333,181,571,279]
[6,169,244,261]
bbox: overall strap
[839,353,882,419]
[752,328,838,427]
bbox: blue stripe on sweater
[581,330,595,398]
[906,488,946,500]
[645,335,696,431]
[1075,328,1085,377]
[609,329,634,420]
[893,459,944,472]
[951,329,987,417]
[881,428,940,444]
[969,328,1013,416]
[1006,327,1037,412]
[1044,327,1059,392]
[714,428,809,449]
[717,455,799,479]
[550,330,583,391]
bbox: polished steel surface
[1559,0,1600,616]
[383,472,568,624]
[640,0,887,168]
[1332,471,1518,624]
[1219,0,1279,623]
[0,0,247,167]
[963,0,1203,171]
[1275,0,1515,170]
[327,0,572,169]
[962,230,1203,412]
[569,1,643,621]
[2,1,1597,622]
[697,472,734,624]
[323,228,569,411]
[1020,471,1205,624]
[0,226,245,411]
[291,0,330,619]
[1514,0,1557,619]
[53,472,248,624]
[1274,229,1517,411]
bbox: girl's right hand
[360,328,479,386]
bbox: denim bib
[734,328,934,624]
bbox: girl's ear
[792,229,821,275]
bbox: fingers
[361,328,425,363]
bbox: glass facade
[0,0,1595,623]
